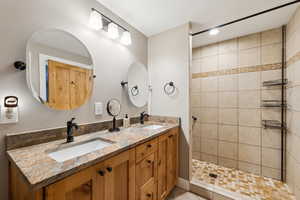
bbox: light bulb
[108,23,119,39]
[120,31,132,46]
[89,10,103,30]
[209,28,220,36]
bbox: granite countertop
[6,121,179,190]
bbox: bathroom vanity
[7,121,179,200]
[7,27,179,200]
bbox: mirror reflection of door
[47,60,92,110]
[26,29,94,110]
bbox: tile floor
[192,159,295,200]
[167,187,206,200]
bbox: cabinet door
[157,134,168,200]
[45,167,95,200]
[9,163,43,200]
[136,152,157,200]
[166,129,178,193]
[140,179,156,200]
[94,149,136,200]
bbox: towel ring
[131,85,139,96]
[164,81,175,95]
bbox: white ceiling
[192,4,299,48]
[97,0,298,37]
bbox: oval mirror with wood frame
[26,29,94,110]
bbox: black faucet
[140,111,149,124]
[66,118,78,143]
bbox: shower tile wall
[191,27,283,180]
[286,6,300,199]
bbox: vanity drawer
[136,138,158,163]
[136,153,157,187]
[140,178,157,200]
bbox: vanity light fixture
[89,8,131,46]
[120,31,132,46]
[209,28,220,36]
[108,22,119,39]
[89,9,103,30]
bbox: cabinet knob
[146,193,152,197]
[146,160,152,164]
[98,170,105,176]
[168,134,174,138]
[147,144,152,148]
[106,167,113,172]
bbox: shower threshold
[191,159,295,200]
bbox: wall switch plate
[95,102,103,115]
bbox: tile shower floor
[192,159,295,200]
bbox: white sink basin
[143,125,164,130]
[48,138,113,162]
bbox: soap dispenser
[123,114,130,128]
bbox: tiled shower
[191,6,300,199]
[286,6,300,198]
[191,27,284,179]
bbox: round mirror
[107,99,121,117]
[107,99,121,132]
[26,29,94,110]
[127,62,149,107]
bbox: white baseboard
[176,177,190,190]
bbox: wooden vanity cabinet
[46,166,95,200]
[9,127,178,200]
[45,149,135,200]
[135,128,179,200]
[166,129,179,192]
[94,149,136,200]
[135,139,158,200]
[157,128,179,200]
[9,163,43,200]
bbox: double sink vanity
[7,117,179,200]
[7,27,178,200]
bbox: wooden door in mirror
[47,60,92,110]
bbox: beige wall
[148,23,191,179]
[192,28,283,179]
[286,6,300,199]
[0,0,147,199]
